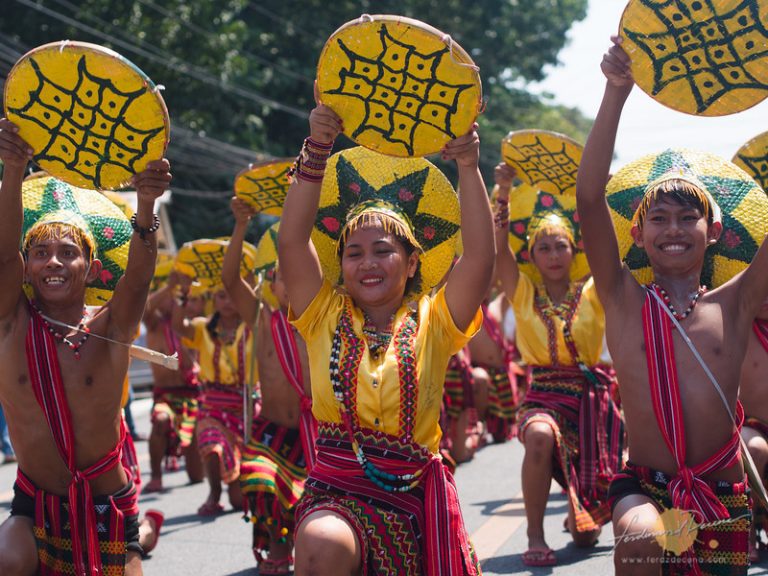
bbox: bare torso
[255,307,311,429]
[739,326,768,424]
[607,278,747,484]
[467,296,507,368]
[0,299,130,497]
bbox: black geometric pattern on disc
[185,246,226,283]
[8,55,165,189]
[624,0,768,113]
[326,24,475,155]
[736,151,768,191]
[506,136,580,195]
[241,167,291,211]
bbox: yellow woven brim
[619,1,768,117]
[4,40,169,190]
[733,130,768,194]
[502,129,583,196]
[101,190,135,219]
[606,148,768,288]
[22,176,131,305]
[254,221,280,309]
[317,14,482,157]
[234,159,294,217]
[505,181,589,282]
[174,238,256,288]
[312,146,460,299]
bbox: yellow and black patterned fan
[234,159,294,216]
[733,130,768,193]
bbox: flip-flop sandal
[142,509,165,555]
[522,547,557,567]
[197,501,225,517]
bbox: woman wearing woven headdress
[493,162,625,566]
[278,94,493,575]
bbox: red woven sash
[480,303,519,406]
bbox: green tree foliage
[0,0,590,244]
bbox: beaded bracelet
[130,213,161,240]
[493,197,509,230]
[288,137,333,183]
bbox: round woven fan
[234,159,294,216]
[501,130,583,196]
[732,130,768,193]
[175,238,257,288]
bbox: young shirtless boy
[577,37,768,574]
[223,198,314,574]
[0,118,171,576]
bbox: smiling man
[0,117,170,576]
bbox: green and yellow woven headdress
[253,221,281,309]
[607,148,768,288]
[312,146,460,299]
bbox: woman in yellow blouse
[173,284,251,517]
[494,163,624,567]
[278,99,493,576]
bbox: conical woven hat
[174,238,256,288]
[606,148,768,287]
[504,182,589,282]
[234,159,294,216]
[733,130,768,193]
[4,41,170,190]
[312,146,460,300]
[254,221,280,309]
[22,176,131,305]
[101,190,135,219]
[619,0,768,116]
[317,14,482,157]
[502,130,583,196]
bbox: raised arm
[576,36,634,307]
[0,119,32,321]
[492,163,521,302]
[443,124,495,331]
[735,232,768,324]
[223,197,259,324]
[107,159,171,342]
[278,89,342,318]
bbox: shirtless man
[0,118,170,576]
[223,198,314,573]
[142,271,205,493]
[577,37,768,575]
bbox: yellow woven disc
[317,14,482,157]
[175,238,256,288]
[620,0,768,116]
[234,159,294,216]
[505,182,590,282]
[312,146,459,299]
[150,251,175,292]
[4,41,170,190]
[606,148,768,287]
[733,130,768,193]
[501,130,583,196]
[22,176,131,305]
[253,221,280,309]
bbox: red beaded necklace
[31,302,91,360]
[651,283,706,321]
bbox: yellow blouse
[291,280,481,453]
[181,318,254,386]
[511,274,605,366]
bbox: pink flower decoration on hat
[52,189,64,201]
[103,226,114,240]
[521,249,530,261]
[573,212,580,223]
[541,195,554,207]
[512,222,526,235]
[322,217,340,233]
[100,269,114,284]
[723,229,741,249]
[399,188,414,202]
[349,183,361,195]
[423,226,435,241]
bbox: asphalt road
[3,398,768,575]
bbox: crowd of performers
[0,33,767,576]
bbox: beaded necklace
[533,283,583,366]
[361,311,395,357]
[212,324,248,386]
[330,303,424,492]
[650,282,706,321]
[30,302,90,360]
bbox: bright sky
[530,0,768,170]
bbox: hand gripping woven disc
[253,221,280,309]
[606,148,768,287]
[312,146,460,299]
[504,182,590,282]
[234,159,294,216]
[317,14,482,157]
[733,130,768,192]
[175,238,257,288]
[502,130,583,196]
[22,175,132,305]
[4,41,170,190]
[619,0,768,116]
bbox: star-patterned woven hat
[317,14,482,157]
[619,0,768,116]
[4,41,169,191]
[606,148,768,287]
[22,175,132,305]
[174,238,257,289]
[253,221,280,309]
[504,181,590,282]
[732,130,768,193]
[234,159,294,217]
[501,130,583,196]
[313,146,460,299]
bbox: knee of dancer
[296,513,361,574]
[746,438,768,474]
[522,422,555,455]
[151,412,172,430]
